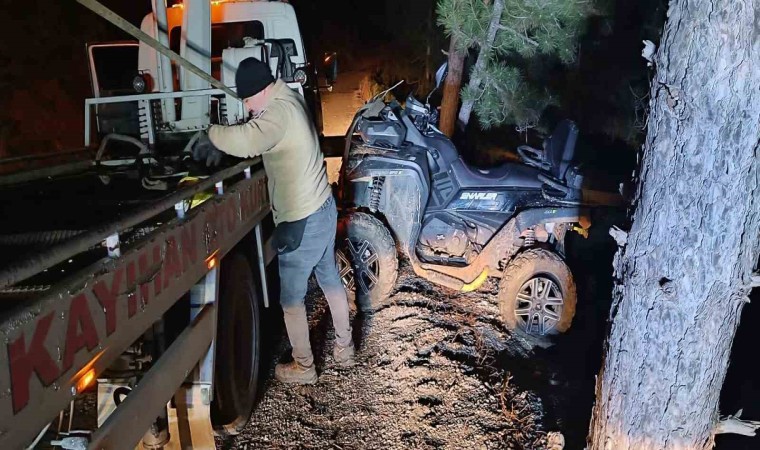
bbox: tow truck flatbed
[0,157,273,449]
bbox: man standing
[193,57,354,385]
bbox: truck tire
[498,249,576,336]
[211,253,260,436]
[336,212,398,311]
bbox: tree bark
[588,0,760,449]
[439,37,466,137]
[457,0,504,127]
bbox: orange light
[206,250,219,270]
[69,350,105,395]
[76,369,96,393]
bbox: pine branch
[458,0,506,126]
[496,24,540,47]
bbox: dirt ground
[216,265,542,450]
[212,208,622,450]
[214,214,620,450]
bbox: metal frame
[84,88,234,147]
[0,161,271,449]
[86,41,141,100]
[0,158,256,289]
[89,304,216,450]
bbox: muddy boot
[333,341,356,367]
[275,360,318,385]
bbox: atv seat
[451,159,543,189]
[457,161,511,180]
[518,120,578,181]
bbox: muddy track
[216,260,578,450]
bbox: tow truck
[0,0,334,448]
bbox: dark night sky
[0,0,664,158]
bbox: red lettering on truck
[62,294,99,371]
[180,223,197,268]
[93,268,124,337]
[6,180,263,415]
[8,312,60,413]
[163,237,182,287]
[137,253,152,307]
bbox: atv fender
[343,152,429,251]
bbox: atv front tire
[498,249,576,336]
[336,212,398,311]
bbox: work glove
[192,132,224,167]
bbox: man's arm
[208,103,287,158]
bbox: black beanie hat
[235,57,275,99]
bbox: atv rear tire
[336,212,398,311]
[498,249,576,336]
[211,253,260,436]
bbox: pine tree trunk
[588,0,760,449]
[439,37,465,137]
[457,0,503,127]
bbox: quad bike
[335,83,624,337]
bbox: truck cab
[87,0,331,146]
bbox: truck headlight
[294,69,307,86]
[133,74,147,93]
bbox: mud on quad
[334,90,623,337]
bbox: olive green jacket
[209,80,330,224]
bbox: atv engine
[417,217,479,263]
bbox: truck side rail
[0,158,258,290]
[0,159,270,449]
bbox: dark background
[0,0,663,162]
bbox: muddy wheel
[336,212,398,311]
[211,253,261,436]
[498,249,576,336]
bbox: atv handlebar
[517,145,550,171]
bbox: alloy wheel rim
[514,276,564,335]
[337,238,380,295]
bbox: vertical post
[254,224,270,308]
[142,322,170,449]
[106,233,120,258]
[84,103,91,147]
[174,202,186,219]
[140,99,156,146]
[162,266,219,449]
[180,0,212,128]
[190,266,219,385]
[150,0,176,123]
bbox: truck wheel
[211,253,260,436]
[336,212,398,311]
[498,249,576,336]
